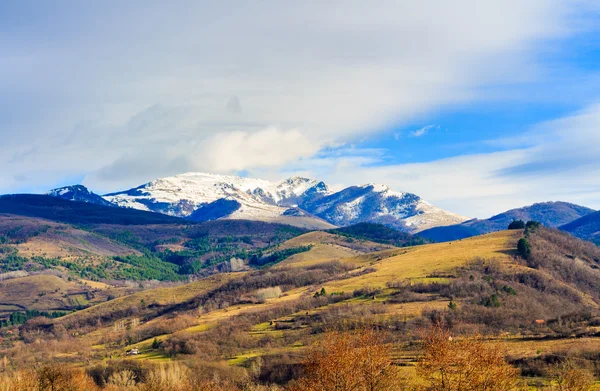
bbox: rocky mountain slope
[48,172,468,232]
[300,183,468,232]
[419,201,594,242]
[47,185,115,207]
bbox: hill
[0,212,308,280]
[327,222,429,247]
[419,201,594,242]
[0,194,186,225]
[2,226,600,388]
[560,210,600,244]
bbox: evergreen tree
[508,220,525,230]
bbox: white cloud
[411,125,439,137]
[0,0,599,213]
[291,103,600,217]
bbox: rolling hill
[1,222,600,389]
[419,201,594,242]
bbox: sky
[2,1,600,218]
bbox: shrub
[526,220,541,232]
[508,220,525,230]
[254,286,283,303]
[517,238,532,260]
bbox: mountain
[47,185,115,207]
[45,172,468,232]
[419,201,594,242]
[300,184,469,232]
[0,194,186,225]
[560,211,600,244]
[102,172,333,229]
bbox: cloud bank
[1,1,599,216]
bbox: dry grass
[323,230,520,291]
[57,273,239,328]
[0,274,112,310]
[276,231,395,269]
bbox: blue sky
[2,1,600,217]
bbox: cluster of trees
[509,220,541,260]
[248,246,312,268]
[508,219,541,232]
[0,310,67,328]
[108,226,308,279]
[329,222,429,247]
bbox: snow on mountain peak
[51,171,469,232]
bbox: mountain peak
[48,172,469,233]
[365,183,390,192]
[47,185,115,207]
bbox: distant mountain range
[419,201,595,242]
[46,172,469,232]
[560,211,600,245]
[41,173,598,242]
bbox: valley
[1,200,600,389]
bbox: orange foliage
[417,326,519,391]
[291,329,405,391]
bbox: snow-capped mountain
[102,172,333,229]
[48,172,469,232]
[300,183,469,232]
[46,185,115,207]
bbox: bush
[508,220,525,230]
[517,238,532,260]
[526,220,541,233]
[254,286,283,303]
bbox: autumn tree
[417,325,519,391]
[552,360,595,391]
[291,329,406,391]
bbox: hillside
[0,214,311,320]
[2,226,600,388]
[560,210,600,244]
[419,201,594,242]
[0,194,186,225]
[327,222,429,247]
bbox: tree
[417,326,519,391]
[291,329,406,391]
[552,360,595,391]
[508,220,525,230]
[525,220,541,232]
[517,238,531,260]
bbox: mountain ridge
[560,210,600,245]
[46,172,469,232]
[419,201,595,242]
